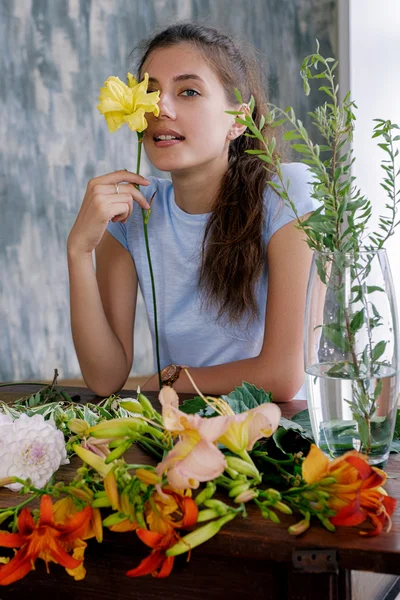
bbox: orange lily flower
[303,444,396,536]
[127,528,178,578]
[0,495,92,586]
[127,489,198,578]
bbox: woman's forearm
[144,355,303,402]
[67,250,131,396]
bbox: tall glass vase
[304,249,400,466]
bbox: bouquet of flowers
[0,374,396,585]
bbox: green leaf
[354,414,370,448]
[234,88,243,103]
[272,423,312,455]
[221,382,272,414]
[178,396,208,415]
[371,341,386,361]
[283,130,303,141]
[290,409,313,437]
[350,309,365,334]
[322,325,350,352]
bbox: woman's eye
[180,89,199,97]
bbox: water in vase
[306,363,399,466]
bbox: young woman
[67,22,319,401]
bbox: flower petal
[330,498,366,527]
[0,548,32,586]
[39,495,55,527]
[246,404,281,449]
[0,532,25,548]
[345,455,373,481]
[154,555,174,578]
[302,444,329,484]
[166,440,226,489]
[136,529,164,548]
[59,506,93,543]
[49,539,83,570]
[126,549,165,577]
[123,109,147,133]
[159,386,179,410]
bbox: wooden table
[1,384,400,600]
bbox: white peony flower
[0,413,69,491]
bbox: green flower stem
[133,134,162,390]
[252,451,296,467]
[138,439,163,460]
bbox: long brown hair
[137,22,280,324]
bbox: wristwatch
[161,364,185,387]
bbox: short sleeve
[106,220,129,251]
[264,162,319,244]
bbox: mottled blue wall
[0,0,336,381]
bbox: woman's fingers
[91,183,150,210]
[90,170,150,187]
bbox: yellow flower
[97,72,160,133]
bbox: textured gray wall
[0,0,336,382]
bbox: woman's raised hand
[67,170,151,255]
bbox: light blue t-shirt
[106,162,318,395]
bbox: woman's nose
[157,93,176,119]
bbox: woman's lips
[154,138,184,148]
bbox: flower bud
[228,482,250,498]
[103,512,129,527]
[0,477,17,488]
[195,481,216,506]
[138,393,157,417]
[120,399,144,414]
[264,488,281,502]
[317,477,337,486]
[288,514,311,536]
[225,456,260,479]
[275,501,292,515]
[92,496,112,508]
[318,516,336,532]
[166,512,237,557]
[0,510,14,525]
[135,468,161,486]
[197,508,221,522]
[105,440,133,463]
[68,418,90,436]
[104,471,120,511]
[234,489,258,503]
[204,499,229,514]
[267,509,280,524]
[88,418,145,439]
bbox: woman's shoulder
[271,161,312,185]
[264,162,319,240]
[264,162,315,203]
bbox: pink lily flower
[156,388,229,489]
[157,387,281,489]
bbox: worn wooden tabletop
[1,384,400,600]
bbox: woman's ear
[227,103,250,140]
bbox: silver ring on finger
[115,183,120,194]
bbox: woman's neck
[171,158,228,215]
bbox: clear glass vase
[304,249,400,466]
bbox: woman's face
[141,43,236,175]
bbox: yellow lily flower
[97,72,160,133]
[217,403,281,456]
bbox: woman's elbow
[259,366,305,403]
